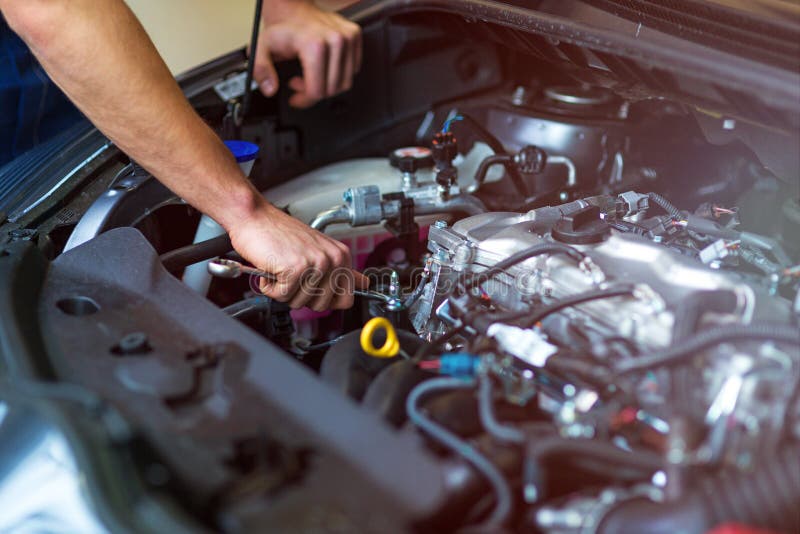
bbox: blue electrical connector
[441,114,464,134]
[439,353,480,378]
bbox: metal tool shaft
[208,258,398,306]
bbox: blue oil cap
[224,140,260,163]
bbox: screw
[387,271,402,303]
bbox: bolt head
[434,220,448,229]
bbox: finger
[253,30,280,97]
[288,76,305,93]
[339,31,355,92]
[256,258,303,303]
[287,270,319,309]
[329,268,356,310]
[353,270,370,290]
[290,37,328,108]
[332,240,353,269]
[325,31,346,96]
[259,277,298,303]
[353,25,363,74]
[308,273,338,312]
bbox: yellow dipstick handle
[360,317,400,358]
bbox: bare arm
[1,0,367,310]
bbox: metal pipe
[310,194,486,234]
[310,205,351,231]
[414,194,487,217]
[547,155,577,187]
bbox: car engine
[42,93,800,533]
[3,5,798,533]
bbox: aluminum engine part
[411,203,789,350]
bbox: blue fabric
[1,15,86,167]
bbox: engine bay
[6,6,799,533]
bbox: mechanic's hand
[253,0,362,108]
[228,203,369,311]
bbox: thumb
[253,36,279,97]
[353,270,370,290]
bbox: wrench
[207,258,277,282]
[207,258,399,306]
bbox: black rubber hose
[523,437,663,503]
[475,285,636,333]
[222,297,273,319]
[520,285,637,328]
[454,112,528,196]
[473,154,514,191]
[647,192,682,218]
[463,242,585,292]
[616,323,800,376]
[598,444,800,534]
[160,234,233,274]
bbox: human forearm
[1,0,263,232]
[2,0,368,309]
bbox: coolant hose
[598,444,800,534]
[160,234,233,274]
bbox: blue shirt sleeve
[1,14,86,168]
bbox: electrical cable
[647,192,681,218]
[519,285,637,328]
[406,377,513,528]
[463,242,585,292]
[474,285,636,332]
[615,323,800,375]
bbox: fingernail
[261,80,276,96]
